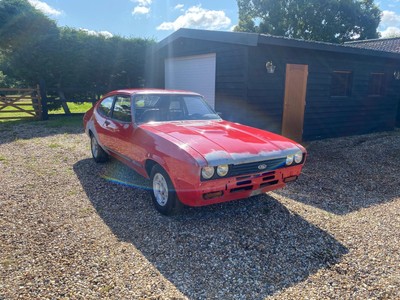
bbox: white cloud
[132,0,152,15]
[28,0,62,16]
[157,5,231,31]
[98,31,114,38]
[380,10,400,27]
[134,0,152,5]
[133,6,150,15]
[80,28,113,39]
[379,10,400,38]
[380,26,400,38]
[175,4,184,10]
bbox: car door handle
[104,120,110,126]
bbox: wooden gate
[282,64,308,142]
[0,87,42,120]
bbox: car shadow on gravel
[0,116,83,145]
[275,131,400,215]
[74,158,348,299]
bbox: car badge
[258,164,267,170]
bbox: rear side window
[112,95,132,122]
[98,97,113,117]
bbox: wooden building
[345,37,400,128]
[147,28,400,141]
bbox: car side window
[169,99,184,120]
[98,97,114,117]
[134,95,160,123]
[112,95,132,122]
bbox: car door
[107,94,134,159]
[94,96,115,150]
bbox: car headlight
[217,164,229,177]
[294,151,303,164]
[286,154,294,165]
[201,166,215,179]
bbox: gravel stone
[0,121,399,299]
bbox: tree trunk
[58,91,71,114]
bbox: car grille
[228,158,286,177]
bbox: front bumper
[175,164,304,207]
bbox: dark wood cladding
[304,54,399,140]
[246,46,399,140]
[397,101,400,127]
[151,33,400,140]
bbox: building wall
[397,100,400,127]
[147,38,250,124]
[248,45,400,140]
[150,38,400,140]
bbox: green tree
[0,0,155,98]
[0,0,58,50]
[52,28,154,99]
[0,0,60,86]
[235,0,381,43]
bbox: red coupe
[83,89,306,215]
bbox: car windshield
[134,94,221,123]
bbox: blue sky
[28,0,400,41]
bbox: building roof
[345,37,400,53]
[104,88,201,96]
[156,28,400,60]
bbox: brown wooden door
[282,64,308,142]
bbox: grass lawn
[42,114,85,128]
[49,102,93,115]
[0,102,92,125]
[0,97,39,121]
[0,114,84,129]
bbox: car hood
[143,120,303,166]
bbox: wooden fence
[0,86,100,121]
[0,87,42,120]
[39,84,101,120]
[0,84,105,120]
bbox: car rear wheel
[90,134,109,163]
[150,165,182,215]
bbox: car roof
[104,88,201,97]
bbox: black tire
[150,165,182,215]
[90,134,109,163]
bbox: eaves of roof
[345,37,400,53]
[155,28,400,60]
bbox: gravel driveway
[0,119,399,299]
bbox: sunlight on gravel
[0,121,399,299]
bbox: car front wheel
[150,165,182,215]
[90,134,109,163]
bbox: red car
[83,89,306,215]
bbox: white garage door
[165,53,216,108]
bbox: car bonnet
[142,120,302,166]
